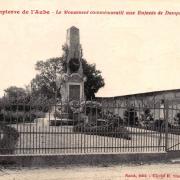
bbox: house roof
[97,88,180,99]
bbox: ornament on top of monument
[69,58,80,73]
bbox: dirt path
[0,163,180,180]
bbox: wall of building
[97,89,180,124]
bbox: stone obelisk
[59,26,86,103]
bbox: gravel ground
[0,162,180,180]
[9,123,180,154]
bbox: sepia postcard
[0,0,180,179]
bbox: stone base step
[54,112,69,119]
[49,118,75,126]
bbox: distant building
[97,89,180,123]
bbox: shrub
[139,107,154,127]
[0,110,45,124]
[0,124,19,154]
[73,122,131,140]
[174,112,180,125]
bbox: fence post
[165,100,169,152]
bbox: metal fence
[0,98,180,155]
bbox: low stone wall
[0,151,179,167]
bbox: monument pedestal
[60,73,86,102]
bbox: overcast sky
[0,0,180,97]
